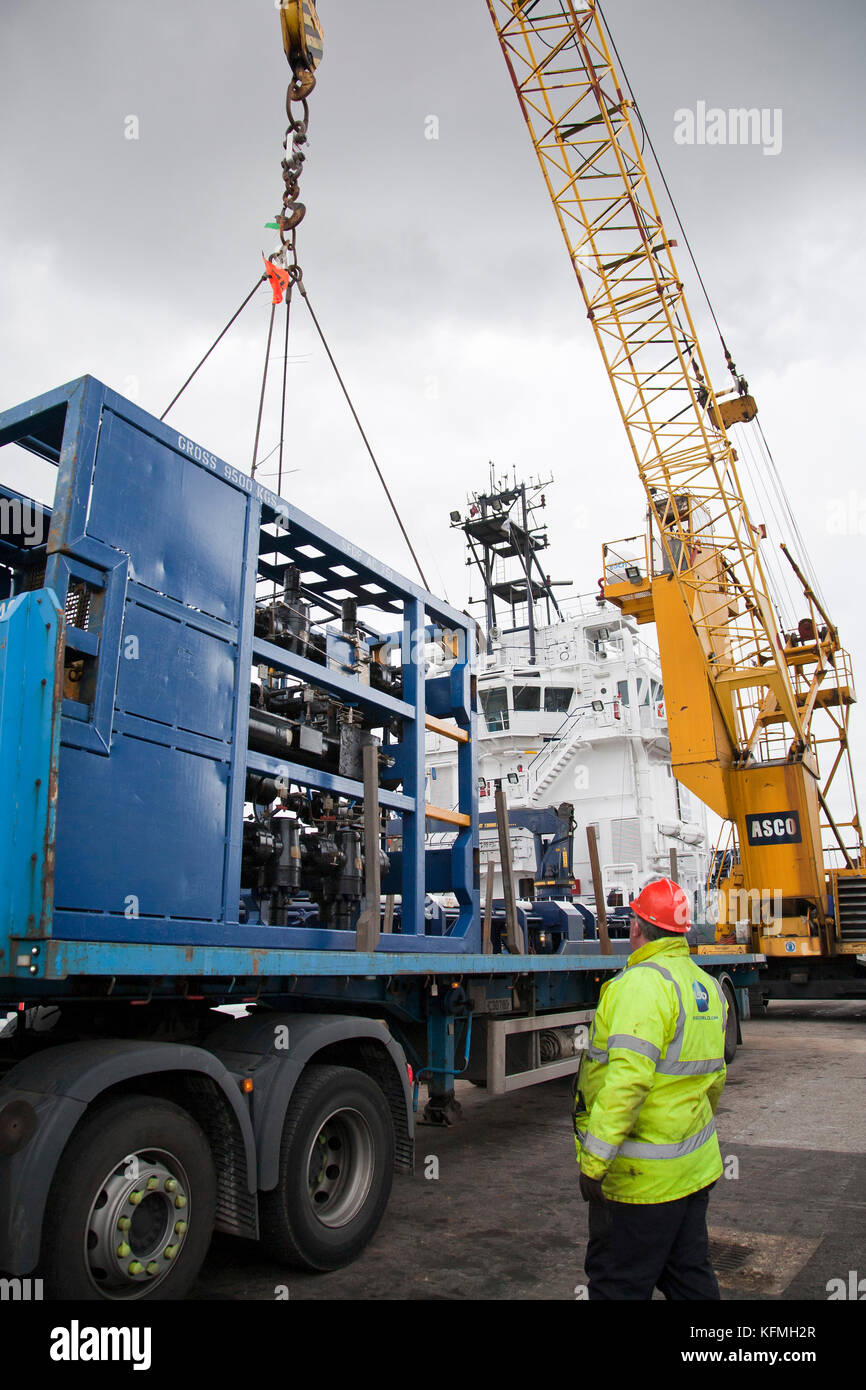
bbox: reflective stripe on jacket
[574,935,727,1204]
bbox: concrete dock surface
[193,999,866,1302]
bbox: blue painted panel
[113,712,233,763]
[87,410,247,622]
[0,590,63,946]
[115,595,237,742]
[54,738,229,922]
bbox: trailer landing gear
[421,1094,464,1127]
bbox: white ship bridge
[425,476,710,915]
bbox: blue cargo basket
[0,377,479,982]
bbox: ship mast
[451,472,565,662]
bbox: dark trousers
[585,1183,720,1300]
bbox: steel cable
[297,280,431,591]
[160,277,266,421]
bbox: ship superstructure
[426,474,710,913]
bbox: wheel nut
[164,1178,178,1193]
[175,1221,188,1235]
[116,1242,131,1258]
[128,1190,144,1206]
[147,1176,159,1190]
[174,1194,187,1209]
[117,1217,131,1231]
[146,1262,160,1276]
[164,1244,179,1260]
[128,1261,145,1276]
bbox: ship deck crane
[484,1,866,974]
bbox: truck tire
[722,981,739,1064]
[40,1094,216,1301]
[259,1063,394,1272]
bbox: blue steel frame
[0,377,479,981]
[0,590,64,958]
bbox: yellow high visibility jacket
[574,936,727,1204]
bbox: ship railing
[525,705,591,785]
[631,634,662,664]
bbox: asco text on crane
[746,811,802,846]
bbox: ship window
[514,684,541,712]
[616,679,630,706]
[480,686,509,731]
[544,686,573,713]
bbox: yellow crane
[484,1,865,969]
[283,2,865,975]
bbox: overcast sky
[3,0,866,798]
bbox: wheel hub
[306,1108,374,1229]
[84,1150,191,1297]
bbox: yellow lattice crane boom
[486,0,865,961]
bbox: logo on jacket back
[692,980,710,1013]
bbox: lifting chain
[276,0,323,265]
[278,90,311,264]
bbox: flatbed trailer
[0,379,762,1299]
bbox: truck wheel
[722,982,739,1064]
[41,1095,216,1301]
[260,1063,394,1271]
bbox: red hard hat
[631,877,691,933]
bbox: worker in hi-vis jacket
[573,878,727,1300]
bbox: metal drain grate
[708,1238,754,1275]
[706,1228,821,1294]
